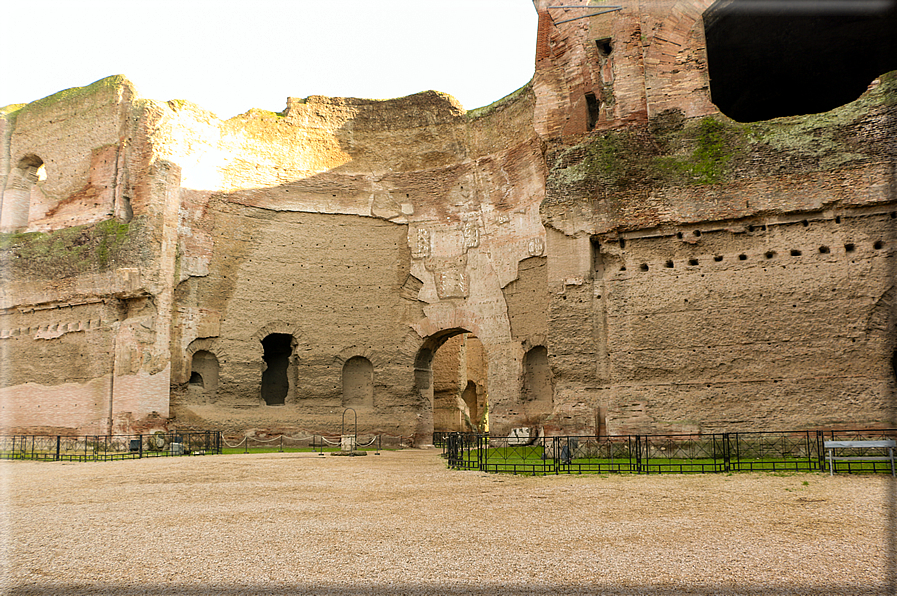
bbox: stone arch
[185,338,227,383]
[412,328,473,445]
[703,0,897,121]
[251,322,301,405]
[189,350,219,393]
[1,154,47,230]
[342,356,374,409]
[414,328,491,439]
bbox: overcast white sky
[1,0,539,119]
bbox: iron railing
[0,431,221,462]
[443,429,897,475]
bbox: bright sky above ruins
[1,0,539,119]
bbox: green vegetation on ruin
[547,70,897,199]
[16,75,135,119]
[232,107,286,120]
[653,117,742,185]
[466,81,533,120]
[0,103,26,117]
[0,217,142,279]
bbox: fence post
[635,435,641,473]
[816,430,824,472]
[723,433,731,472]
[139,434,143,458]
[55,436,61,461]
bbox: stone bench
[824,440,895,476]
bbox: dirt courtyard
[0,449,893,595]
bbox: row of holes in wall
[623,239,889,272]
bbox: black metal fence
[443,429,897,475]
[220,433,389,453]
[0,431,222,462]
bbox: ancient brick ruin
[1,1,894,443]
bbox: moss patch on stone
[0,103,26,117]
[654,117,746,185]
[0,218,144,280]
[466,81,533,120]
[546,70,895,205]
[17,75,135,119]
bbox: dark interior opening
[596,38,612,57]
[585,92,600,129]
[892,348,896,383]
[703,0,897,122]
[261,333,291,406]
[189,372,203,387]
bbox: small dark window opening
[585,92,601,129]
[693,230,702,237]
[619,238,626,250]
[844,243,855,253]
[591,237,603,272]
[676,232,683,239]
[688,258,699,266]
[665,260,674,268]
[596,38,613,57]
[714,255,723,262]
[640,263,649,271]
[873,240,883,249]
[765,251,775,259]
[738,254,747,261]
[791,249,802,256]
[819,245,830,254]
[801,220,809,227]
[620,265,627,271]
[189,372,204,387]
[261,333,292,406]
[835,216,842,224]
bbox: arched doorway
[261,334,292,406]
[414,329,488,444]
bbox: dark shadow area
[261,333,291,405]
[703,0,897,122]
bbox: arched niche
[342,356,374,408]
[522,345,553,417]
[188,350,219,400]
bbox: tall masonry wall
[0,0,894,439]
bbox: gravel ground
[0,449,893,595]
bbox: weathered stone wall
[157,85,547,441]
[539,69,897,434]
[1,1,893,439]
